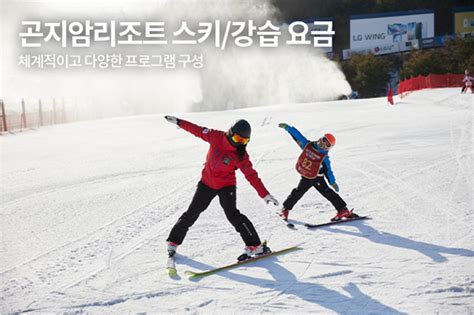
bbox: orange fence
[398,73,464,94]
[0,98,67,134]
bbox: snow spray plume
[170,0,352,110]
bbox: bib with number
[295,142,327,179]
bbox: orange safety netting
[398,73,464,94]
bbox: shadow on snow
[323,220,474,263]
[178,255,405,314]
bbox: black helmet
[230,119,251,138]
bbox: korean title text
[20,20,335,49]
[19,20,334,70]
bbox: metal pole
[38,98,43,126]
[1,99,7,132]
[62,98,66,123]
[53,98,57,124]
[21,98,27,129]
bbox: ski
[184,246,301,279]
[166,256,177,276]
[284,218,299,229]
[281,217,296,229]
[276,212,296,229]
[304,216,370,228]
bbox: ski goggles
[230,132,250,145]
[318,136,333,150]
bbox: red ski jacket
[179,119,269,198]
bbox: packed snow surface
[1,88,473,313]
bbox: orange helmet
[318,133,336,150]
[324,133,336,146]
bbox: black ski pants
[167,181,261,246]
[283,176,347,211]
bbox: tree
[341,53,391,97]
[443,38,474,73]
[400,37,474,79]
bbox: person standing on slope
[461,69,473,94]
[164,116,279,261]
[277,123,358,222]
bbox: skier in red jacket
[164,116,279,261]
[461,69,473,94]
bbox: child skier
[164,116,279,261]
[278,123,358,222]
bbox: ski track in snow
[1,172,200,312]
[1,88,473,314]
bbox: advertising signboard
[350,10,434,51]
[453,7,474,35]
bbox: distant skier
[164,116,279,261]
[277,123,358,222]
[461,69,473,94]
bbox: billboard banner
[342,39,418,60]
[453,7,474,35]
[350,10,434,50]
[419,35,457,49]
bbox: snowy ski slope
[1,88,473,313]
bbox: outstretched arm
[238,154,278,205]
[278,123,309,149]
[322,156,336,185]
[239,157,270,198]
[322,156,340,192]
[164,115,214,143]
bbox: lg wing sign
[350,10,434,50]
[353,33,386,42]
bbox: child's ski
[304,216,370,228]
[276,212,296,229]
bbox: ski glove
[278,123,289,130]
[331,183,339,192]
[264,194,279,206]
[164,115,179,125]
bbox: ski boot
[237,241,271,262]
[167,242,178,257]
[279,208,289,221]
[331,207,359,221]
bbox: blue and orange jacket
[178,119,270,198]
[283,125,336,184]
